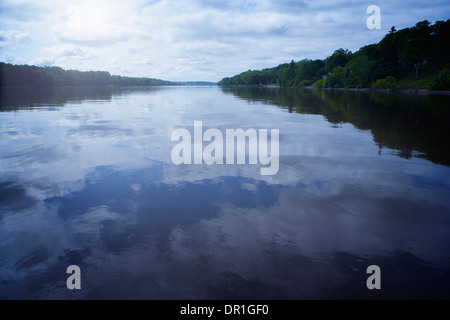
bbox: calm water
[1,86,450,299]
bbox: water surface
[1,86,449,299]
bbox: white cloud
[0,30,31,43]
[30,57,55,66]
[1,0,449,80]
[0,52,17,63]
[0,1,45,22]
[42,44,98,63]
[52,2,130,47]
[132,58,153,65]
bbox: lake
[1,86,450,299]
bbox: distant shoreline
[0,83,216,89]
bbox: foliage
[219,19,450,90]
[0,63,174,87]
[314,79,326,88]
[371,76,398,89]
[427,67,450,90]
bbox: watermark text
[171,121,279,175]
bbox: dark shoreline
[219,85,450,95]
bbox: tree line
[0,63,175,87]
[218,20,450,90]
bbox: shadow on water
[222,87,450,166]
[0,86,165,111]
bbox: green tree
[324,49,353,73]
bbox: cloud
[56,28,128,48]
[44,44,84,57]
[132,58,153,65]
[30,57,55,67]
[0,30,31,43]
[51,1,133,47]
[42,44,98,63]
[0,1,45,22]
[1,0,449,81]
[0,51,25,64]
[0,52,15,63]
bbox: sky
[0,0,449,82]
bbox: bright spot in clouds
[0,0,449,81]
[66,3,110,31]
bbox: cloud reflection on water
[1,87,450,299]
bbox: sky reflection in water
[0,86,449,299]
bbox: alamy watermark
[366,265,381,289]
[66,265,81,289]
[366,5,381,30]
[170,121,279,175]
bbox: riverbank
[220,84,450,95]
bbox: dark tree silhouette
[0,63,175,87]
[218,20,450,90]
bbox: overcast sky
[0,0,449,81]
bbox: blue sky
[1,0,449,81]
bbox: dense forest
[0,63,175,87]
[218,20,450,90]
